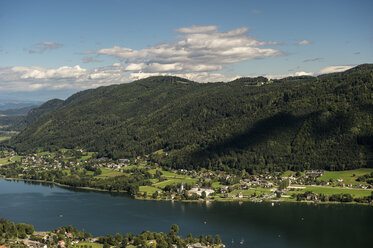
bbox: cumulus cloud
[0,64,241,92]
[318,65,353,74]
[297,40,311,45]
[0,26,288,92]
[0,65,130,92]
[95,25,282,74]
[265,71,314,79]
[129,71,237,83]
[1,63,357,93]
[27,41,63,54]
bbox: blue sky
[0,0,372,100]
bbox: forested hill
[1,99,64,131]
[11,64,373,172]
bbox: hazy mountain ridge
[10,65,373,172]
[0,99,64,132]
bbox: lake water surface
[0,179,372,248]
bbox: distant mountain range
[9,64,373,172]
[0,100,42,111]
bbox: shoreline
[1,176,372,206]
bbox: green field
[11,156,23,162]
[139,186,159,194]
[0,136,11,142]
[0,157,11,165]
[38,151,52,156]
[73,242,103,248]
[300,186,372,197]
[153,178,198,188]
[95,168,124,178]
[78,152,96,162]
[148,169,187,178]
[281,170,295,177]
[212,181,224,189]
[230,188,273,196]
[319,168,373,185]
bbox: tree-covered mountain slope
[11,65,373,172]
[2,99,64,131]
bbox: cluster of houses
[0,230,96,248]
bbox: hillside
[0,99,64,132]
[10,65,373,172]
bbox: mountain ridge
[10,64,373,172]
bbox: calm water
[0,179,372,248]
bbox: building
[188,188,215,197]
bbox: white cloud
[95,25,282,74]
[318,65,353,74]
[27,41,63,54]
[297,40,311,45]
[0,63,358,93]
[265,71,314,79]
[0,64,240,92]
[0,65,130,92]
[11,65,87,79]
[175,25,218,34]
[129,71,237,83]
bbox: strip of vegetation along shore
[2,175,372,206]
[0,218,225,248]
[0,148,373,206]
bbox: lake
[0,179,372,248]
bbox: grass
[62,169,71,175]
[281,170,296,177]
[161,170,187,178]
[11,156,23,162]
[154,178,198,189]
[319,168,373,185]
[123,164,146,171]
[0,136,11,142]
[73,242,103,248]
[139,186,160,194]
[148,168,190,179]
[153,149,164,155]
[95,168,124,178]
[230,188,273,196]
[78,152,96,162]
[0,157,11,165]
[212,181,224,189]
[299,186,373,198]
[38,151,52,156]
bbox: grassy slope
[319,168,373,185]
[300,186,372,197]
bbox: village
[1,148,373,205]
[0,219,225,248]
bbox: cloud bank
[0,26,354,93]
[0,65,128,92]
[96,25,282,74]
[1,25,286,92]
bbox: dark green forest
[10,64,373,172]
